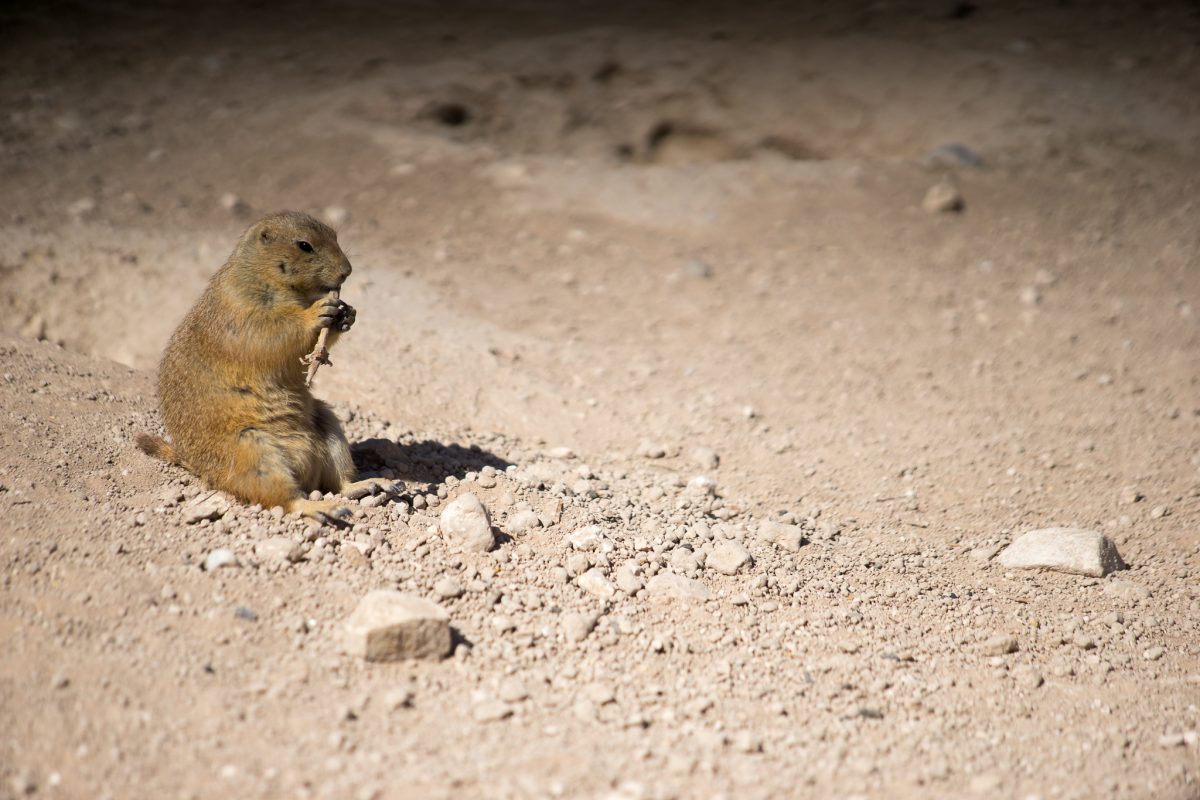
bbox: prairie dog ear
[258,225,275,244]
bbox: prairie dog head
[237,211,352,302]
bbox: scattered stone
[927,142,982,168]
[1142,646,1165,661]
[922,176,963,213]
[981,634,1019,656]
[382,688,414,711]
[686,259,713,279]
[637,441,668,459]
[615,562,645,594]
[998,528,1125,577]
[1102,580,1151,603]
[219,192,247,215]
[342,591,452,662]
[1012,665,1044,689]
[497,678,529,703]
[203,548,239,572]
[686,475,717,497]
[254,537,304,564]
[1020,285,1041,306]
[646,572,711,602]
[439,493,495,553]
[970,544,1002,562]
[583,682,616,705]
[1119,486,1143,505]
[324,205,350,226]
[67,197,97,219]
[757,520,804,552]
[578,568,616,600]
[234,606,258,622]
[433,576,465,600]
[472,699,513,723]
[568,525,605,551]
[670,547,701,575]
[690,447,720,470]
[505,509,542,536]
[562,612,598,643]
[184,493,228,524]
[707,540,752,575]
[1150,505,1169,519]
[1159,732,1188,748]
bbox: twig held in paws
[301,290,338,387]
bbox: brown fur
[136,211,391,521]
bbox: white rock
[615,562,644,593]
[254,537,303,564]
[707,540,752,575]
[472,699,512,722]
[981,634,1019,656]
[184,493,227,524]
[690,447,720,470]
[670,547,701,575]
[568,525,605,551]
[1102,580,1151,603]
[998,528,1126,577]
[342,591,451,662]
[922,177,963,213]
[324,205,350,226]
[505,509,542,535]
[646,572,710,602]
[562,612,598,643]
[439,493,495,553]
[637,441,668,459]
[433,576,464,599]
[219,192,245,213]
[686,476,717,497]
[578,568,615,600]
[756,520,804,552]
[203,548,239,572]
[497,678,529,703]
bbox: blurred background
[2,0,1198,529]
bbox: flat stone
[472,699,513,722]
[707,540,752,575]
[922,176,963,213]
[981,634,1019,656]
[568,525,605,551]
[184,493,228,524]
[433,576,464,599]
[202,548,239,572]
[615,562,645,594]
[757,520,804,552]
[505,509,542,536]
[690,447,720,470]
[497,678,529,703]
[342,590,451,662]
[998,528,1125,577]
[646,572,711,602]
[562,612,598,643]
[1012,665,1044,689]
[254,536,304,564]
[1103,579,1151,603]
[577,568,616,600]
[439,493,495,553]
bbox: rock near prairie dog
[136,211,395,522]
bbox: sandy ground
[2,1,1199,798]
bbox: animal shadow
[350,438,512,486]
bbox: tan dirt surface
[2,2,1199,798]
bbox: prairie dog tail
[135,432,179,465]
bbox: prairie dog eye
[296,240,314,253]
